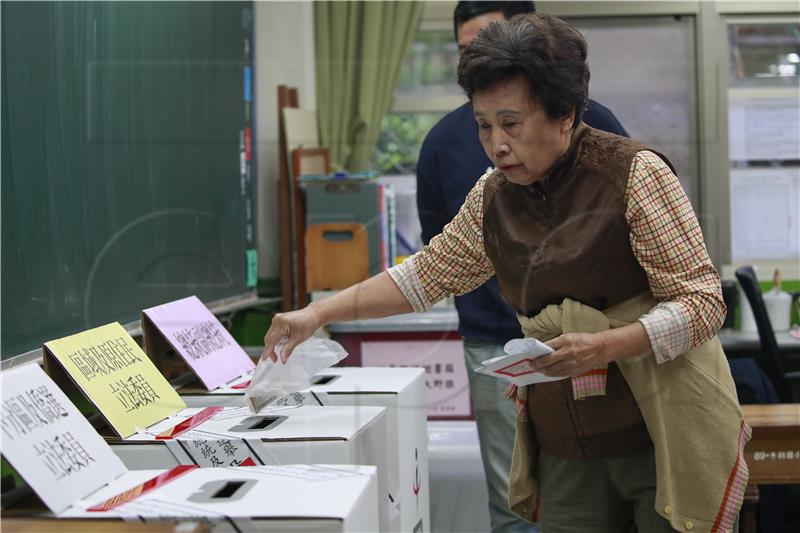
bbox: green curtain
[315,1,424,172]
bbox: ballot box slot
[213,481,246,498]
[310,375,340,386]
[228,415,287,433]
[188,479,256,503]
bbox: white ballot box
[181,366,430,533]
[60,465,380,532]
[0,364,380,533]
[109,404,393,532]
[306,367,430,533]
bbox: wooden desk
[740,404,800,533]
[742,404,800,484]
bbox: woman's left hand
[528,332,610,377]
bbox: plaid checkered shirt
[388,150,725,363]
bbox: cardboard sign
[475,337,566,386]
[361,339,471,417]
[43,322,186,438]
[171,430,258,468]
[142,295,254,391]
[0,364,127,513]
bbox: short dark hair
[457,14,589,128]
[453,1,535,40]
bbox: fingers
[280,335,303,364]
[262,314,289,363]
[545,334,568,351]
[528,353,555,373]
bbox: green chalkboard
[1,1,257,360]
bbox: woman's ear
[561,109,576,133]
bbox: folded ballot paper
[475,337,568,386]
[245,337,348,412]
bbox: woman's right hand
[261,305,323,363]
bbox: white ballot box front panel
[59,465,380,532]
[109,405,392,532]
[308,367,430,533]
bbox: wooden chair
[291,147,330,307]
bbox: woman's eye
[503,122,518,129]
[478,123,491,130]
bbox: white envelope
[474,337,567,386]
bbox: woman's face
[472,77,574,186]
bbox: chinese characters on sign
[753,450,800,461]
[44,322,187,439]
[1,386,69,439]
[34,431,96,479]
[361,339,471,417]
[174,321,232,361]
[109,374,161,412]
[0,364,127,514]
[143,296,255,390]
[67,337,141,381]
[2,387,97,480]
[178,430,257,468]
[388,363,457,398]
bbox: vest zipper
[534,181,552,228]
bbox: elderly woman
[263,14,749,533]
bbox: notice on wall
[43,322,186,438]
[0,364,127,513]
[731,167,800,261]
[361,339,471,417]
[142,295,254,391]
[729,97,800,161]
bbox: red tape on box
[87,465,197,512]
[155,406,223,440]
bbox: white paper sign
[475,338,567,386]
[175,430,257,468]
[729,97,800,161]
[361,339,471,417]
[0,364,127,513]
[731,166,800,261]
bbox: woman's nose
[491,131,510,156]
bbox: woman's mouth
[499,164,520,173]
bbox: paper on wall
[475,337,567,386]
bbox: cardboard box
[109,404,393,532]
[1,364,380,533]
[180,367,430,533]
[306,367,430,533]
[59,465,380,532]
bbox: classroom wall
[255,1,317,280]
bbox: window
[727,20,800,262]
[373,20,465,176]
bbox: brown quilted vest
[482,123,676,458]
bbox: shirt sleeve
[388,172,496,312]
[625,151,726,363]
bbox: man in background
[416,2,628,532]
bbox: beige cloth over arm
[510,292,750,533]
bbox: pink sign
[142,296,254,390]
[360,339,471,417]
